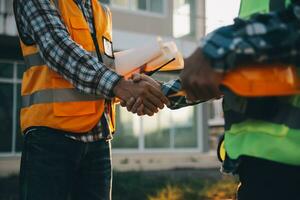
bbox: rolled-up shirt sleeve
[161,79,204,109]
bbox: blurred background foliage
[0,169,238,200]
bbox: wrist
[113,78,127,97]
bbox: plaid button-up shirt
[14,0,191,142]
[14,0,123,142]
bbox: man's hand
[180,48,223,102]
[113,77,169,116]
[120,74,169,116]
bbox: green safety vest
[224,0,300,169]
[239,0,291,18]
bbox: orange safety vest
[222,64,300,97]
[20,0,116,133]
[222,0,300,97]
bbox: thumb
[132,73,142,83]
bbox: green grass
[113,169,238,200]
[0,169,238,200]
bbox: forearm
[201,2,300,71]
[17,0,121,98]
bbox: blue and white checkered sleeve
[200,3,300,71]
[161,79,204,109]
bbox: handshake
[113,48,225,116]
[113,74,169,116]
[112,42,228,116]
[111,39,184,116]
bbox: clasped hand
[113,74,170,116]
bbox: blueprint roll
[114,38,184,78]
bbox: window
[99,0,111,4]
[112,105,198,150]
[131,0,163,13]
[207,99,224,127]
[103,0,165,14]
[111,0,129,7]
[0,82,13,152]
[0,0,17,35]
[173,0,196,38]
[112,106,139,148]
[144,106,197,148]
[144,110,171,148]
[0,61,24,154]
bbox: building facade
[0,0,224,172]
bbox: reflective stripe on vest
[225,120,300,166]
[22,88,103,108]
[23,51,98,69]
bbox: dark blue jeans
[20,127,112,200]
[237,156,300,200]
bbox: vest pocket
[52,77,96,117]
[69,17,93,50]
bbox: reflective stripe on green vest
[239,0,291,19]
[225,120,300,165]
[224,0,300,167]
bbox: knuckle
[144,85,151,91]
[140,90,146,96]
[131,107,137,113]
[140,82,147,88]
[147,112,153,116]
[137,108,143,114]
